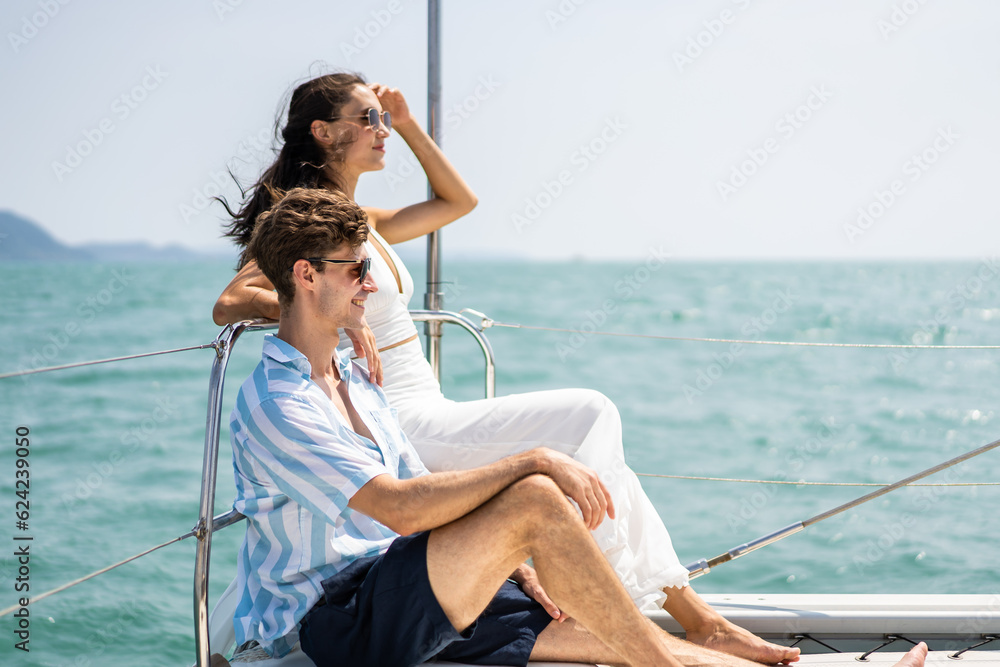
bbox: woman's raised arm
[364,84,478,244]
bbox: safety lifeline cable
[684,435,1000,578]
[0,511,245,617]
[0,343,217,380]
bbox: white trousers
[375,340,690,611]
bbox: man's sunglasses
[328,108,391,132]
[293,257,371,283]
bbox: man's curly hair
[246,187,369,308]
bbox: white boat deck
[652,593,1000,637]
[210,586,1000,665]
[789,652,998,664]
[225,649,1000,665]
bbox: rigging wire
[0,511,245,618]
[5,310,998,382]
[0,343,217,380]
[634,472,1000,486]
[951,635,999,659]
[857,635,919,662]
[0,534,187,617]
[685,435,1000,579]
[790,635,843,653]
[486,313,1000,485]
[487,320,1000,350]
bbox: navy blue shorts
[299,531,552,667]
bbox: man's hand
[510,563,567,622]
[343,326,383,386]
[535,448,615,531]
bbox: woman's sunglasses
[329,108,391,132]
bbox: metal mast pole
[424,0,444,381]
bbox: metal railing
[409,309,496,399]
[423,0,445,384]
[192,320,275,667]
[191,311,496,665]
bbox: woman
[214,72,798,664]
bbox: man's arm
[348,447,614,536]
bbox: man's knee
[505,475,576,523]
[512,473,562,497]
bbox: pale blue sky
[2,0,998,259]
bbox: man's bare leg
[529,616,772,666]
[427,474,679,666]
[663,584,801,664]
[530,618,928,667]
[425,475,929,667]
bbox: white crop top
[336,226,418,353]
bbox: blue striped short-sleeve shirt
[229,334,429,657]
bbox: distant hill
[0,210,92,261]
[0,210,514,265]
[0,210,204,262]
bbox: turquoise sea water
[2,258,999,666]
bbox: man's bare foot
[685,618,800,664]
[662,585,800,664]
[894,642,927,667]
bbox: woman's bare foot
[685,617,800,664]
[894,642,928,666]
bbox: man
[229,187,928,667]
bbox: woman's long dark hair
[221,72,367,265]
